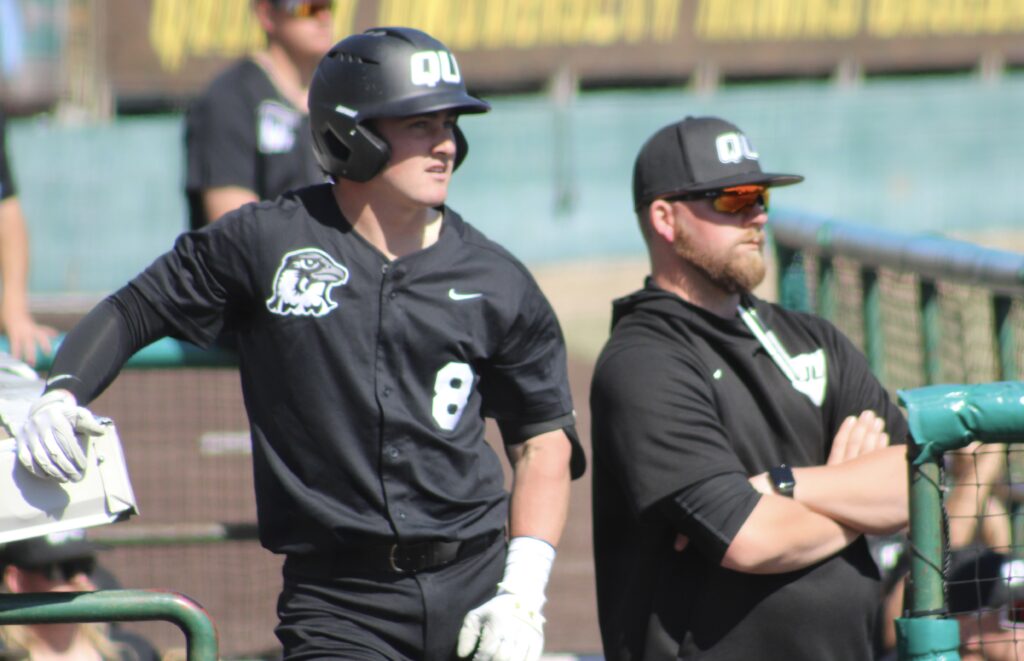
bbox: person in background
[184,0,334,229]
[0,529,159,661]
[0,111,57,366]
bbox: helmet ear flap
[453,124,469,172]
[314,114,391,182]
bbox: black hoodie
[590,279,907,661]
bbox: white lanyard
[737,304,798,381]
[737,304,828,407]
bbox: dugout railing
[772,214,1024,660]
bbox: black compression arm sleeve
[46,285,173,404]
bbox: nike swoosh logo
[448,288,483,301]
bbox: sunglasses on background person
[277,0,333,18]
[27,558,96,583]
[665,185,770,215]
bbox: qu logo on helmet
[266,248,349,318]
[410,50,461,88]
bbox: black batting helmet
[308,27,490,182]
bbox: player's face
[671,194,768,294]
[372,111,459,208]
[265,1,334,64]
[7,562,96,594]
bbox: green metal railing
[772,212,1024,384]
[0,590,218,660]
[772,214,1024,661]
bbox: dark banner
[6,0,1024,109]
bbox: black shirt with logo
[121,185,582,555]
[590,281,908,661]
[184,58,322,229]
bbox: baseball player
[17,27,584,661]
[184,0,334,229]
[0,111,57,365]
[590,116,909,660]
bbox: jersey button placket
[377,261,406,534]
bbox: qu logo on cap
[716,132,759,164]
[410,50,461,88]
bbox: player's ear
[648,199,677,245]
[253,0,277,36]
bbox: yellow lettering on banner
[221,0,250,54]
[421,0,450,39]
[510,0,542,48]
[866,0,898,36]
[584,0,618,45]
[373,0,687,49]
[696,0,862,40]
[538,1,562,43]
[331,0,359,40]
[764,0,787,39]
[867,0,1024,37]
[377,0,400,26]
[190,0,218,53]
[446,0,480,49]
[559,0,586,43]
[479,0,505,48]
[651,0,681,41]
[150,0,186,71]
[621,0,645,42]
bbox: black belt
[290,530,503,576]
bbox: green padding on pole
[895,618,960,660]
[898,382,1024,465]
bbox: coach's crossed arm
[677,410,908,575]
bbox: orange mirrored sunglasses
[667,185,770,214]
[279,0,332,18]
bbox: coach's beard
[674,228,766,295]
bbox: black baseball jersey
[184,58,322,229]
[590,281,908,661]
[0,113,16,201]
[122,184,581,555]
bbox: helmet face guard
[309,27,490,182]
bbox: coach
[590,116,909,660]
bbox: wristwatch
[768,464,796,498]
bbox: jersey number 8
[432,362,474,431]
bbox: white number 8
[432,362,474,431]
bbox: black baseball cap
[632,116,804,210]
[945,545,1024,614]
[1,529,104,570]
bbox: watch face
[770,465,796,496]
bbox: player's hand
[16,390,105,482]
[828,410,889,465]
[457,591,545,661]
[457,536,554,661]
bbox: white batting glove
[457,536,555,661]
[16,390,105,483]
